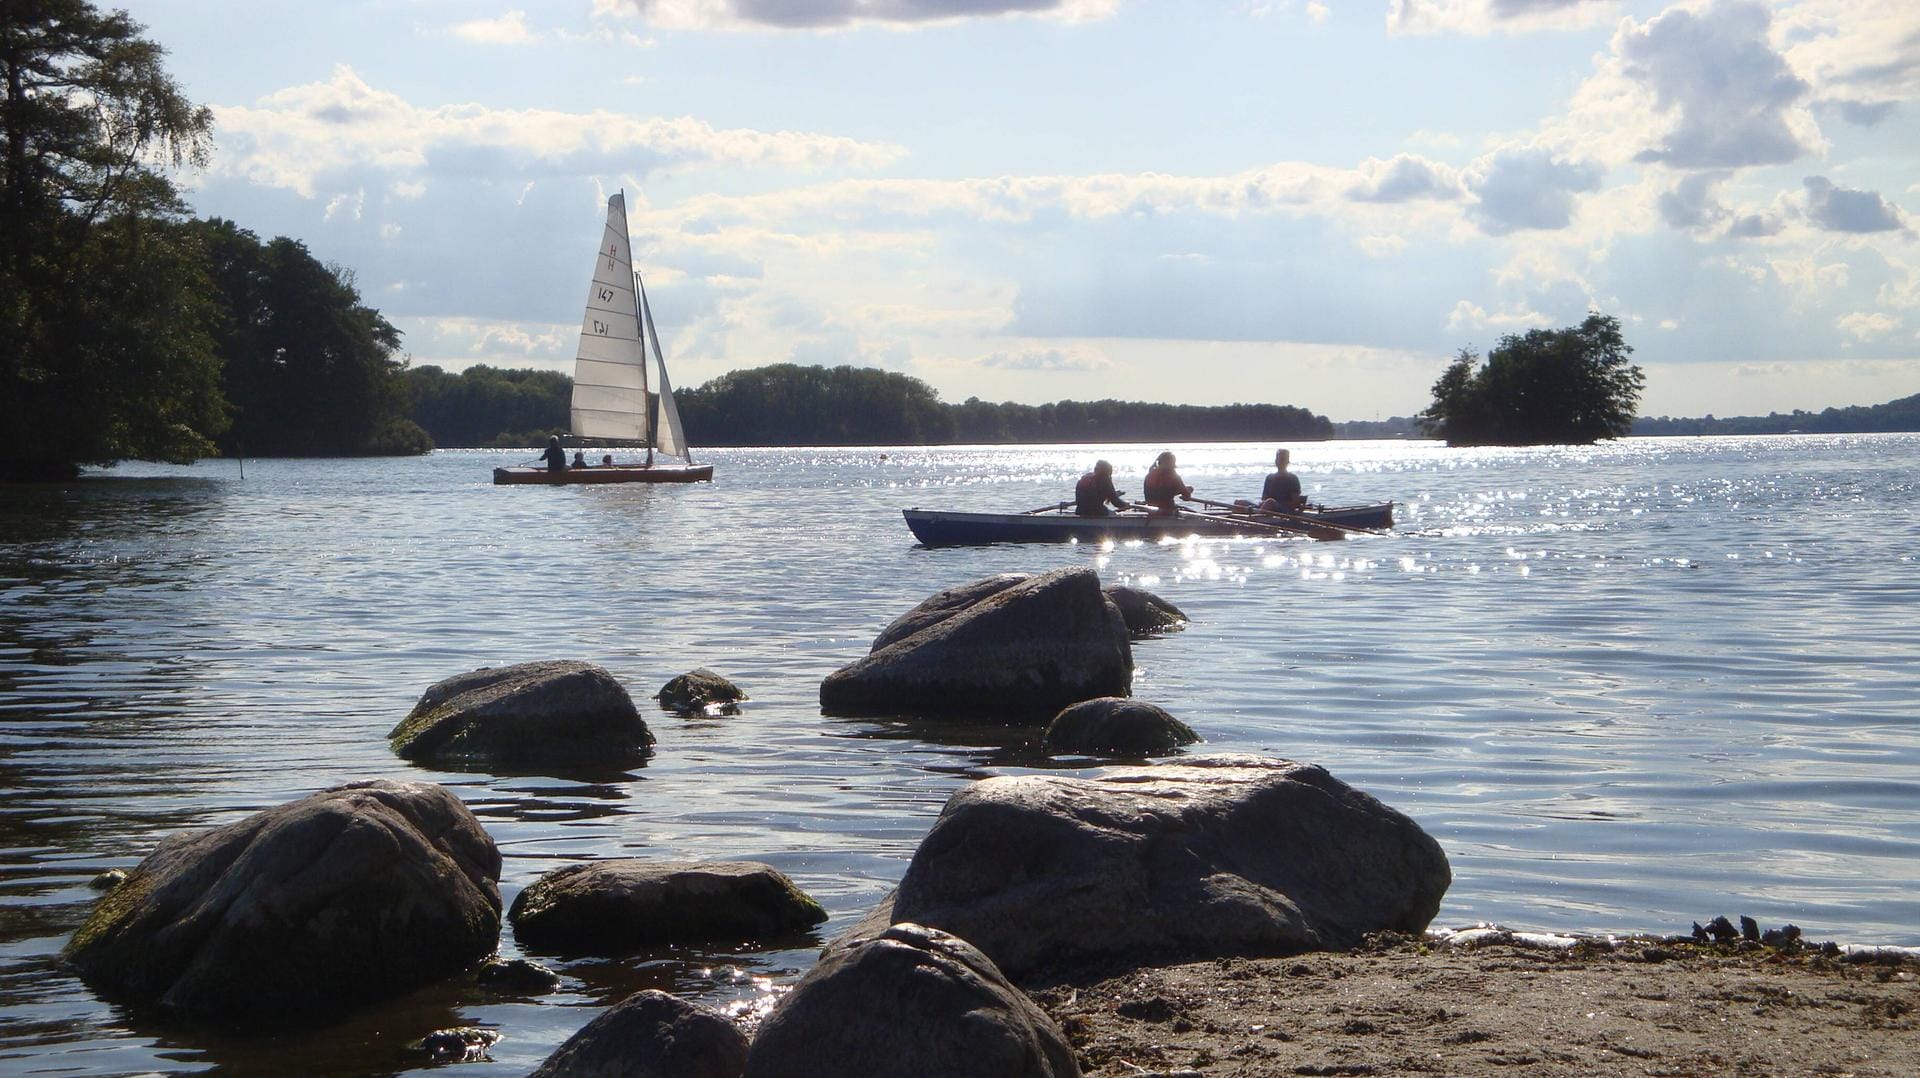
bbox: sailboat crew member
[542,436,568,473]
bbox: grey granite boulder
[852,755,1450,980]
[510,859,827,955]
[743,923,1078,1078]
[1102,584,1187,637]
[870,573,1034,651]
[656,668,746,714]
[64,780,501,1020]
[530,989,748,1078]
[1043,697,1198,756]
[821,567,1132,722]
[389,660,652,770]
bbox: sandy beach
[1032,933,1919,1077]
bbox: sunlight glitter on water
[4,435,1919,1077]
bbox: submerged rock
[1102,584,1187,637]
[530,989,747,1078]
[510,859,827,956]
[63,780,501,1021]
[744,923,1078,1078]
[477,956,562,995]
[852,755,1450,980]
[389,660,652,771]
[1043,697,1198,756]
[656,668,746,715]
[411,1027,501,1064]
[821,567,1131,722]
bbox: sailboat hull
[492,464,713,485]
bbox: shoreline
[1028,929,1919,1077]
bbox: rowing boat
[902,502,1393,546]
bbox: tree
[192,219,426,456]
[1418,314,1645,446]
[2,1,224,479]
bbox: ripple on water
[2,437,1918,1075]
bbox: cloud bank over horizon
[144,0,1918,419]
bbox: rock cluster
[67,569,1455,1078]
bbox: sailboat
[493,192,714,485]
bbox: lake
[2,436,1917,1076]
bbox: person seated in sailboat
[542,436,568,473]
[571,450,587,468]
[1142,452,1194,517]
[1257,448,1307,514]
[1074,460,1130,517]
[601,454,614,467]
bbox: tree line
[1632,393,1920,436]
[404,362,1336,448]
[2,3,424,480]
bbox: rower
[1258,448,1307,514]
[1074,460,1131,517]
[1143,451,1194,517]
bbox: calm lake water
[2,436,1917,1075]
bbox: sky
[116,0,1918,421]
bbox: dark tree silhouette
[1418,314,1644,446]
[2,1,225,478]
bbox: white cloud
[1778,0,1920,110]
[1463,146,1604,234]
[207,67,906,198]
[1620,0,1820,170]
[1802,176,1909,233]
[1836,311,1899,341]
[977,343,1115,371]
[1446,299,1551,333]
[598,0,1120,31]
[1386,0,1615,36]
[447,10,537,44]
[1347,155,1465,203]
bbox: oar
[1192,496,1388,538]
[1024,501,1070,515]
[1169,503,1336,541]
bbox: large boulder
[389,660,652,770]
[656,668,746,715]
[743,923,1079,1078]
[1102,584,1187,637]
[64,780,501,1021]
[821,568,1132,722]
[852,755,1449,980]
[510,860,827,955]
[870,573,1034,651]
[1042,697,1198,756]
[530,989,748,1078]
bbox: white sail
[569,193,649,443]
[638,278,692,462]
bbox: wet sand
[1031,934,1919,1077]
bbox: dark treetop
[1417,314,1645,447]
